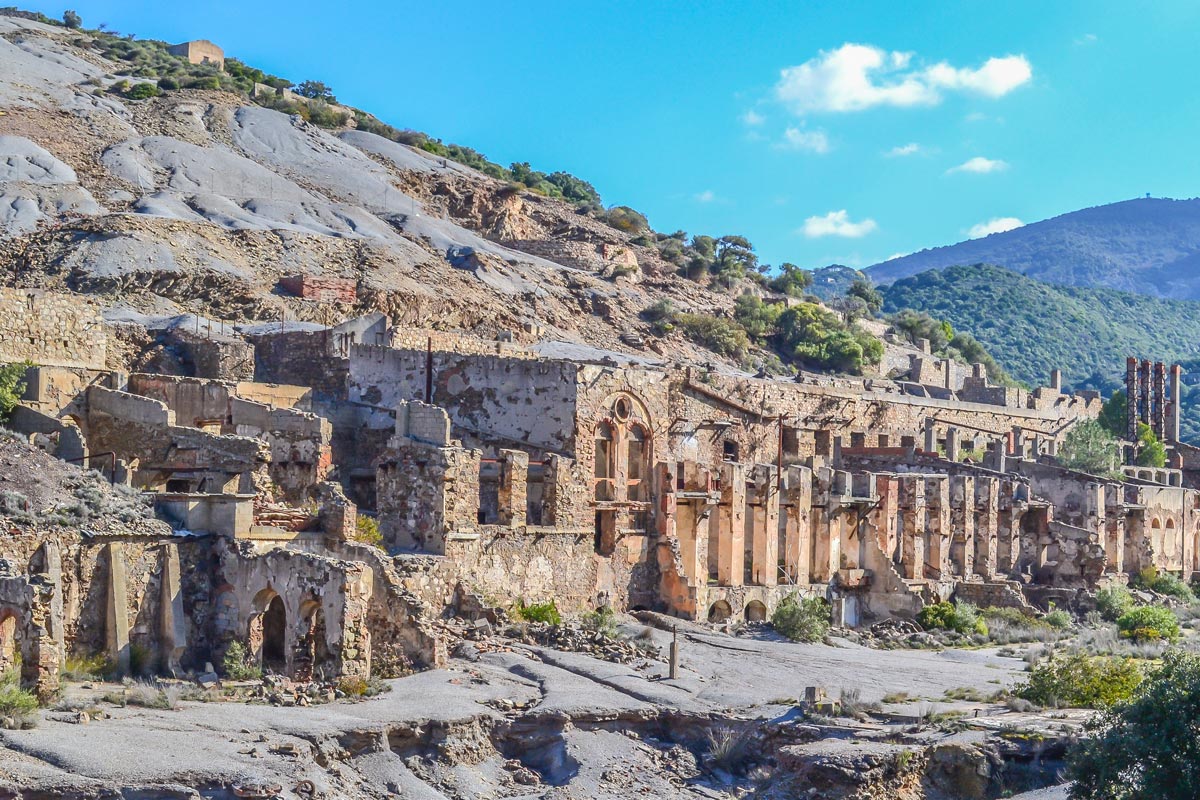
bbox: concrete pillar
[1139,359,1152,428]
[1050,370,1062,392]
[497,449,529,527]
[831,436,843,468]
[105,542,130,675]
[996,482,1018,575]
[749,465,779,586]
[944,358,954,389]
[717,462,746,587]
[159,543,187,676]
[972,362,986,379]
[924,418,936,454]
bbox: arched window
[627,425,648,501]
[594,422,615,501]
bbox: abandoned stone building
[1,287,1198,697]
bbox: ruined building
[1,287,1197,698]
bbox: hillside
[866,197,1200,300]
[881,264,1200,440]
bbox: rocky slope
[0,14,758,367]
[867,197,1200,300]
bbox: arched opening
[0,611,18,675]
[297,600,330,682]
[744,600,767,622]
[1166,519,1178,562]
[708,600,732,623]
[626,424,648,502]
[1151,518,1163,563]
[594,422,615,501]
[261,596,286,673]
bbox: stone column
[783,466,812,584]
[717,462,746,587]
[996,481,1019,575]
[749,465,779,586]
[899,476,926,581]
[926,477,950,578]
[974,477,999,579]
[949,475,975,578]
[924,418,936,454]
[497,449,529,527]
[1153,362,1166,440]
[159,543,187,676]
[1050,369,1062,392]
[105,542,130,675]
[945,427,960,462]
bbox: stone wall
[167,39,224,68]
[349,345,581,452]
[0,289,106,370]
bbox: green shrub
[581,606,618,637]
[221,640,262,680]
[674,313,751,360]
[918,601,988,636]
[1016,653,1143,709]
[156,76,179,91]
[353,515,383,547]
[1096,585,1135,622]
[186,76,222,91]
[1067,651,1200,799]
[1132,566,1194,603]
[515,599,561,625]
[0,668,38,726]
[126,81,159,100]
[1117,605,1181,642]
[1044,608,1073,630]
[771,594,830,643]
[0,361,31,421]
[62,652,111,681]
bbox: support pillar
[105,542,130,675]
[160,543,187,676]
[717,463,746,587]
[749,465,779,586]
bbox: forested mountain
[881,264,1200,441]
[867,198,1200,300]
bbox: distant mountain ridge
[866,197,1200,300]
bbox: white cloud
[1074,33,1098,45]
[741,109,766,126]
[968,217,1024,238]
[885,252,909,261]
[775,43,1032,114]
[801,210,878,239]
[777,127,830,153]
[947,156,1008,174]
[694,189,716,203]
[886,142,921,157]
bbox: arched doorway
[0,611,18,675]
[708,600,732,623]
[261,596,286,672]
[744,600,767,622]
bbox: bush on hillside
[1095,585,1135,622]
[918,601,987,636]
[1132,565,1194,603]
[1067,650,1200,799]
[1117,605,1181,642]
[771,594,831,643]
[1016,652,1143,709]
[1058,420,1121,476]
[515,599,561,625]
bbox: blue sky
[22,1,1200,270]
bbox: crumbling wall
[0,288,107,370]
[349,346,580,452]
